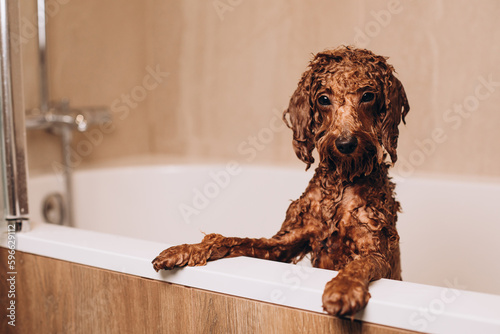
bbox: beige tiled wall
[23,0,500,179]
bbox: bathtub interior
[29,165,314,244]
[27,164,500,296]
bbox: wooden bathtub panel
[0,249,419,334]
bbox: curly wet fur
[153,46,410,317]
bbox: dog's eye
[361,92,375,103]
[318,95,331,106]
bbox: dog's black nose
[335,135,358,155]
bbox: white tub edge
[2,222,500,334]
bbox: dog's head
[283,46,409,179]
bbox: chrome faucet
[26,99,111,133]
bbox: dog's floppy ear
[283,68,316,170]
[380,75,410,164]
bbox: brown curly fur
[153,46,410,317]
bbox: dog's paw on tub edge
[322,277,371,317]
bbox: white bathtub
[6,163,500,333]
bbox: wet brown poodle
[153,46,410,317]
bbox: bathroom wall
[22,0,500,179]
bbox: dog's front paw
[322,276,371,317]
[152,244,208,271]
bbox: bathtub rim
[27,154,500,186]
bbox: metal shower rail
[0,0,29,230]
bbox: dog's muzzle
[335,135,358,155]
